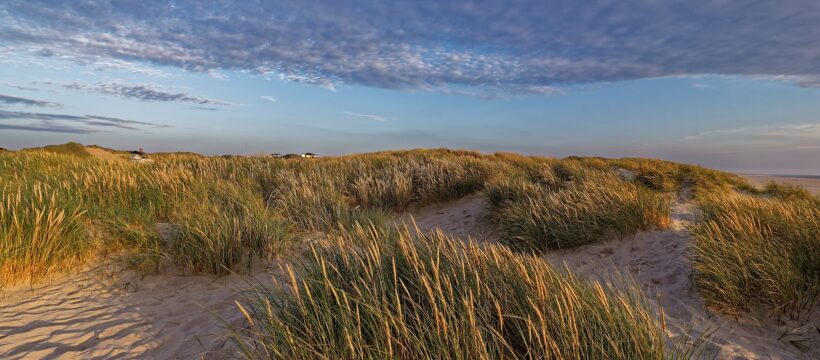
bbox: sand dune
[3,189,817,359]
[407,191,819,360]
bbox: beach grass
[693,191,820,318]
[12,143,819,358]
[230,225,691,359]
[486,167,671,252]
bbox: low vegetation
[230,225,692,359]
[0,148,496,285]
[30,141,92,158]
[2,142,817,357]
[487,170,670,252]
[692,187,819,318]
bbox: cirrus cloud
[344,111,389,122]
[685,123,820,141]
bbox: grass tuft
[693,192,820,318]
[230,225,689,359]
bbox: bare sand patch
[0,265,275,359]
[395,194,495,242]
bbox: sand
[0,264,275,359]
[395,194,495,243]
[740,174,820,196]
[405,190,819,360]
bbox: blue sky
[1,1,819,174]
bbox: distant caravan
[275,153,318,159]
[130,148,153,163]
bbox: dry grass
[693,192,820,318]
[230,225,694,359]
[487,168,671,252]
[0,147,495,285]
[4,142,812,351]
[0,183,89,285]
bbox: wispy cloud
[4,1,820,96]
[0,94,59,107]
[344,111,389,122]
[0,109,169,134]
[2,83,40,91]
[260,95,278,103]
[190,106,219,111]
[63,82,232,105]
[685,123,820,140]
[207,69,229,80]
[0,122,94,134]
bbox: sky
[1,1,819,174]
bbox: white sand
[405,190,819,360]
[0,264,274,359]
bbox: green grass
[0,182,90,285]
[230,225,692,359]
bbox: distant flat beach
[741,174,820,196]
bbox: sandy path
[407,190,819,360]
[0,266,272,359]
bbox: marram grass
[3,144,813,324]
[487,170,670,252]
[230,225,697,360]
[0,183,89,286]
[693,192,820,318]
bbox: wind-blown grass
[6,142,813,329]
[693,192,820,318]
[0,147,496,285]
[169,180,290,274]
[230,225,689,359]
[0,183,89,286]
